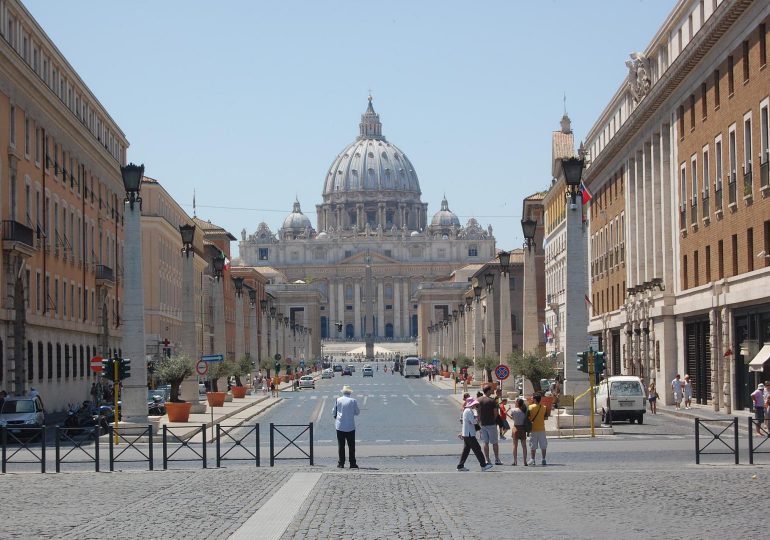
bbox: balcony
[743,164,753,200]
[2,220,36,257]
[95,265,115,288]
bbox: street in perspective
[1,0,769,539]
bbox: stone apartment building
[0,0,126,410]
[583,0,770,410]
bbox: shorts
[479,425,499,445]
[755,407,765,422]
[513,426,527,441]
[648,396,657,403]
[673,392,682,402]
[529,431,548,450]
[499,419,510,431]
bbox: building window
[705,245,712,282]
[701,83,707,120]
[732,234,739,275]
[748,228,754,272]
[744,116,753,187]
[37,342,43,381]
[727,55,734,95]
[47,343,53,380]
[9,105,15,146]
[258,247,268,261]
[718,240,724,279]
[64,344,70,378]
[693,250,699,287]
[728,127,737,205]
[678,105,685,139]
[743,41,750,82]
[56,343,62,379]
[715,136,723,210]
[344,250,352,259]
[713,70,720,108]
[760,23,767,67]
[468,246,478,257]
[691,157,698,224]
[764,220,770,268]
[683,255,688,289]
[690,94,695,130]
[761,102,769,186]
[384,249,392,258]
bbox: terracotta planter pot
[231,386,247,398]
[206,391,226,407]
[165,402,192,423]
[282,375,290,383]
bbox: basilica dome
[282,199,312,232]
[322,97,421,199]
[430,196,460,229]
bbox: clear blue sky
[26,0,673,255]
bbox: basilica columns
[354,281,361,338]
[393,280,402,337]
[377,282,385,337]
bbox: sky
[25,0,674,255]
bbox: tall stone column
[485,290,495,358]
[709,308,720,411]
[121,200,147,423]
[721,306,732,414]
[459,310,466,359]
[402,280,410,337]
[249,302,258,369]
[354,281,362,338]
[393,279,402,338]
[465,306,473,358]
[260,308,268,367]
[473,300,482,361]
[180,250,204,412]
[328,280,336,337]
[499,272,512,363]
[453,316,460,361]
[234,289,245,361]
[337,281,345,333]
[377,281,385,338]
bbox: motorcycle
[148,395,166,416]
[61,401,110,436]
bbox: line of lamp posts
[117,162,312,425]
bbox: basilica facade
[238,98,496,341]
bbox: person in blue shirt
[333,385,360,468]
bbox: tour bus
[402,356,421,378]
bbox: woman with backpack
[510,397,529,466]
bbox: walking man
[477,383,502,465]
[671,374,683,410]
[457,397,493,472]
[751,383,765,436]
[333,385,360,469]
[527,393,548,466]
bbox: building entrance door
[685,319,711,404]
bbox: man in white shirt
[333,385,360,469]
[671,374,682,410]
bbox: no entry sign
[90,356,103,373]
[195,360,209,376]
[494,364,510,381]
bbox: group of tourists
[670,374,694,410]
[456,383,549,471]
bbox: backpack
[524,406,536,434]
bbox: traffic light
[101,358,114,380]
[594,351,606,375]
[274,361,280,374]
[576,352,588,373]
[118,358,131,380]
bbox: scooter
[148,395,166,416]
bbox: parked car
[0,396,45,439]
[298,375,315,389]
[346,364,356,373]
[362,366,374,377]
[595,376,646,424]
[342,366,352,376]
[333,364,343,373]
[322,368,334,379]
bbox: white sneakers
[457,467,469,472]
[481,463,494,472]
[527,459,535,466]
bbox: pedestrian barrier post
[748,418,770,465]
[694,417,739,465]
[108,425,153,471]
[162,424,207,470]
[0,426,46,473]
[216,423,260,468]
[269,422,314,467]
[55,426,100,473]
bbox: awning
[749,344,770,372]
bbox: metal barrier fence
[695,417,739,464]
[748,418,770,465]
[1,426,46,473]
[269,423,313,467]
[163,425,207,470]
[216,423,260,467]
[55,426,100,472]
[108,425,154,471]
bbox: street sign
[195,360,209,376]
[494,364,510,381]
[587,335,600,350]
[201,354,224,362]
[90,356,103,373]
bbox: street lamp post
[483,272,495,360]
[465,296,473,358]
[259,298,268,370]
[120,163,148,423]
[179,223,205,413]
[211,253,226,390]
[521,217,540,353]
[233,277,245,364]
[497,250,512,363]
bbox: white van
[403,357,421,378]
[594,376,646,424]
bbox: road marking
[433,439,449,442]
[363,396,368,407]
[406,396,417,406]
[231,472,321,540]
[317,439,332,443]
[405,439,419,442]
[314,397,327,424]
[375,439,391,442]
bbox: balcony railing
[760,159,769,189]
[2,220,34,248]
[744,164,753,198]
[690,201,698,225]
[679,207,686,230]
[702,192,710,218]
[728,172,737,205]
[714,186,723,212]
[95,265,114,283]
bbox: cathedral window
[258,248,268,261]
[468,246,478,257]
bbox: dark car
[342,366,352,376]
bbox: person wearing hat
[332,385,360,468]
[751,383,766,436]
[457,397,493,472]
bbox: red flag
[581,182,593,205]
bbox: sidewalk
[656,401,753,425]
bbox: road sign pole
[588,348,595,438]
[114,358,119,445]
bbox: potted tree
[475,356,499,385]
[230,357,252,398]
[508,350,557,411]
[155,354,195,422]
[206,361,230,407]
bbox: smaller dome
[282,199,312,231]
[430,196,460,228]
